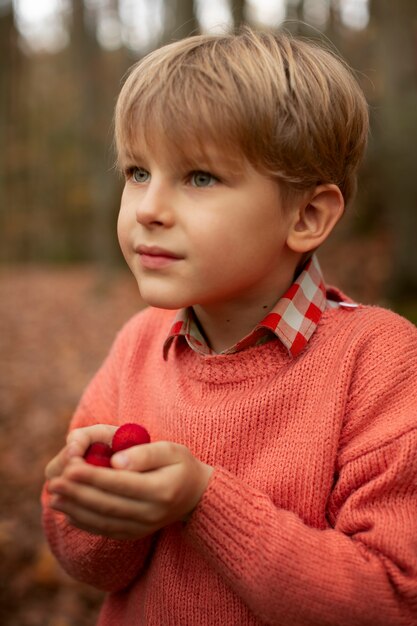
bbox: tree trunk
[0,2,28,261]
[231,0,246,29]
[371,0,417,299]
[0,3,14,259]
[285,0,305,34]
[163,0,199,43]
[70,0,121,266]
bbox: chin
[144,300,182,311]
[137,288,189,311]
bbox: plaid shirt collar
[163,254,327,359]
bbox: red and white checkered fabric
[163,254,328,359]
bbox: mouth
[135,245,183,269]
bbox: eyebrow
[118,139,247,178]
[175,145,248,178]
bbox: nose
[135,179,174,228]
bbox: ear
[286,184,344,254]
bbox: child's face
[117,138,296,313]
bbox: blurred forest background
[1,0,417,624]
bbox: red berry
[112,423,151,452]
[84,442,113,467]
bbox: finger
[49,472,155,521]
[45,444,83,480]
[45,449,67,480]
[59,460,156,501]
[50,467,174,530]
[46,425,118,480]
[111,440,186,472]
[67,424,117,450]
[50,494,152,540]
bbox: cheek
[116,210,125,245]
[199,217,259,260]
[116,208,132,260]
[208,219,283,277]
[117,188,135,235]
[194,231,251,283]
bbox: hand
[45,424,117,480]
[47,441,214,540]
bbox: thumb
[111,441,181,471]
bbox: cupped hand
[47,440,214,540]
[45,424,118,480]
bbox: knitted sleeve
[42,314,155,592]
[185,312,417,626]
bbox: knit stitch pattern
[42,302,417,626]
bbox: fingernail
[112,453,128,468]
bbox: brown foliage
[0,265,144,626]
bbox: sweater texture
[42,301,417,625]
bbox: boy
[43,29,417,625]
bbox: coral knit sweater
[42,302,417,626]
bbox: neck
[192,304,270,354]
[192,266,296,354]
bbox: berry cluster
[84,423,151,467]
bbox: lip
[135,245,183,269]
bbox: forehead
[119,127,247,174]
[115,75,254,173]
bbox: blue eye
[132,167,150,183]
[190,171,216,188]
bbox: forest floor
[0,265,144,626]
[0,231,414,625]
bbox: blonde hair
[114,28,369,207]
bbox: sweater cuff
[184,466,271,577]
